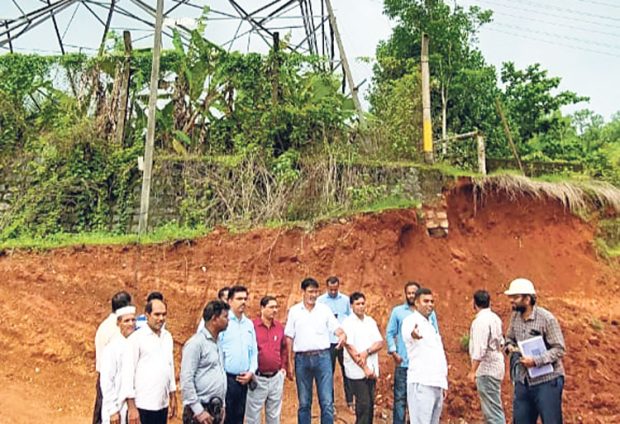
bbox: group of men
[93,275,566,424]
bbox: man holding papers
[504,278,566,424]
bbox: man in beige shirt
[468,290,505,424]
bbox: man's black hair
[404,281,421,293]
[145,298,167,314]
[414,287,432,301]
[227,285,248,300]
[301,278,319,290]
[529,294,537,306]
[473,290,491,308]
[217,287,230,300]
[349,292,365,304]
[203,300,231,322]
[111,291,132,312]
[326,276,340,286]
[260,296,278,308]
[146,291,164,302]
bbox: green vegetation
[459,333,470,353]
[1,2,619,249]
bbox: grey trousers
[407,383,443,424]
[476,375,506,424]
[245,372,285,424]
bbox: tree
[374,0,493,140]
[500,62,588,145]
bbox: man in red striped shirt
[245,296,291,424]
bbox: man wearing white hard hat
[504,278,565,424]
[100,305,137,424]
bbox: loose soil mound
[1,181,619,423]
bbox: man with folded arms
[123,298,177,424]
[341,292,384,424]
[245,296,291,424]
[181,300,230,424]
[218,285,258,424]
[100,305,136,424]
[285,277,346,424]
[402,288,448,424]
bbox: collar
[327,292,341,299]
[475,308,492,318]
[352,313,366,322]
[200,327,216,341]
[228,309,247,323]
[523,306,539,322]
[255,318,279,329]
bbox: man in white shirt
[100,305,137,424]
[468,290,506,424]
[284,277,346,424]
[123,298,177,424]
[94,291,132,424]
[401,288,448,424]
[341,292,384,424]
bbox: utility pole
[324,0,366,128]
[138,0,164,234]
[421,33,433,163]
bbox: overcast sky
[2,0,619,120]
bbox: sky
[2,0,619,120]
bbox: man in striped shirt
[468,290,506,424]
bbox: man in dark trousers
[504,278,566,424]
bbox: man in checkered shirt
[504,278,565,424]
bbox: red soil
[1,180,619,423]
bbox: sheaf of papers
[517,336,554,379]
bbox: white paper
[518,336,554,378]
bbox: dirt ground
[1,181,619,423]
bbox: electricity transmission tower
[0,1,361,101]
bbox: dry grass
[472,174,620,214]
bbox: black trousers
[329,343,353,404]
[225,374,248,424]
[349,378,376,424]
[138,408,168,424]
[92,374,102,424]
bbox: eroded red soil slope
[1,182,619,423]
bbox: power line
[485,27,620,58]
[489,0,620,22]
[488,22,620,51]
[474,0,620,30]
[491,10,620,39]
[571,0,620,10]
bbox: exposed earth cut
[1,181,619,423]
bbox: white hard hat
[504,278,536,295]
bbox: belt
[256,370,279,378]
[295,348,329,356]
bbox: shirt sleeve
[385,309,399,353]
[100,345,120,417]
[469,318,487,362]
[534,313,566,367]
[401,315,414,348]
[180,338,205,416]
[326,307,341,334]
[284,308,295,339]
[249,325,258,373]
[505,312,518,350]
[370,318,383,344]
[120,335,139,401]
[280,327,289,371]
[167,334,177,392]
[430,311,439,333]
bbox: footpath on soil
[1,181,619,423]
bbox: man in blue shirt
[317,276,353,410]
[219,285,258,424]
[385,281,439,424]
